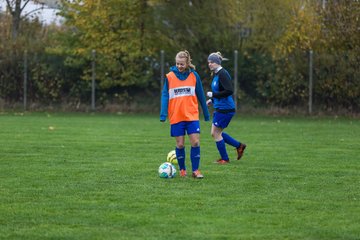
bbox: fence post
[23,50,28,111]
[234,50,238,111]
[308,50,313,114]
[91,49,96,111]
[160,50,165,102]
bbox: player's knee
[192,141,200,147]
[176,143,185,149]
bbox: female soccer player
[160,50,210,179]
[206,52,246,164]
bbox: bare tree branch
[5,0,13,13]
[20,0,32,12]
[22,6,46,18]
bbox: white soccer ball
[166,150,178,164]
[158,162,177,178]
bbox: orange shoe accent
[214,159,229,164]
[180,169,187,177]
[192,170,204,179]
[236,143,247,160]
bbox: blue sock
[222,132,241,148]
[190,146,200,172]
[176,147,186,170]
[216,140,229,161]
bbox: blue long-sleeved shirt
[160,66,210,122]
[211,67,235,111]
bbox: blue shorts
[213,111,235,129]
[170,121,200,137]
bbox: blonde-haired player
[160,50,210,179]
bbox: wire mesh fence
[0,48,359,113]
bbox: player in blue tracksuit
[206,52,246,164]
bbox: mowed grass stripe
[0,113,359,239]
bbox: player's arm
[160,78,169,122]
[194,72,210,121]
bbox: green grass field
[0,112,359,239]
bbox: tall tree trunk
[139,0,147,51]
[6,0,30,41]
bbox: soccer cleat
[192,170,204,179]
[236,143,247,160]
[214,159,229,164]
[180,169,187,177]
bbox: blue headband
[208,54,221,65]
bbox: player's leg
[222,132,246,160]
[211,124,229,164]
[171,122,186,174]
[220,112,246,160]
[212,111,236,163]
[188,133,200,171]
[175,135,187,174]
[188,121,203,179]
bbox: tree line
[0,0,359,113]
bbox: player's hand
[206,99,212,106]
[206,92,213,98]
